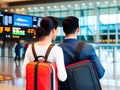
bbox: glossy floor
[0,57,120,90]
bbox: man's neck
[66,34,77,39]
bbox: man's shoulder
[83,43,92,47]
[82,43,94,51]
[59,39,78,45]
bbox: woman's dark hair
[36,16,58,38]
[62,16,79,35]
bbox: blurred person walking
[14,41,22,61]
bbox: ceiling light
[74,4,78,7]
[47,6,50,9]
[105,1,108,4]
[34,7,37,9]
[16,9,19,11]
[97,2,100,5]
[61,5,64,8]
[21,8,25,11]
[113,0,117,3]
[67,4,71,7]
[89,3,92,5]
[82,3,85,6]
[28,7,31,10]
[5,9,8,12]
[10,9,13,12]
[40,7,44,9]
[54,6,57,8]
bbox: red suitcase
[26,44,58,90]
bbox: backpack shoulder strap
[74,42,84,61]
[45,43,54,62]
[32,43,54,62]
[32,43,38,62]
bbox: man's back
[59,38,105,79]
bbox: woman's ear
[51,28,56,34]
[51,28,58,40]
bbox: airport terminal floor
[0,57,120,90]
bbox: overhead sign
[13,14,32,27]
[0,12,42,40]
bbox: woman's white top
[21,43,67,81]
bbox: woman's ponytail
[36,27,45,38]
[36,16,58,39]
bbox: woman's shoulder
[27,43,62,51]
[52,44,63,51]
[53,44,62,48]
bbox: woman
[21,16,67,82]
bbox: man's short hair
[62,16,79,35]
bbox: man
[59,16,105,79]
[14,41,22,60]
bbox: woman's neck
[36,36,52,46]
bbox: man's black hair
[62,16,79,35]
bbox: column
[113,46,117,62]
[4,47,8,57]
[0,47,1,57]
[12,47,15,58]
[98,46,102,61]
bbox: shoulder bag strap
[74,42,84,61]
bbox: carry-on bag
[65,42,102,90]
[26,43,58,90]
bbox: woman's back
[22,43,67,81]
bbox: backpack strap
[32,43,54,62]
[32,43,38,61]
[74,42,84,61]
[44,44,54,62]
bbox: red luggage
[26,44,58,90]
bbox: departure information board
[0,12,42,40]
[0,12,13,26]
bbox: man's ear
[76,27,80,33]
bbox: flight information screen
[0,12,42,40]
[0,12,13,26]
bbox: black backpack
[65,42,102,90]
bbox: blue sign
[13,14,32,27]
